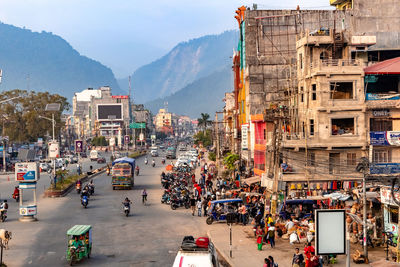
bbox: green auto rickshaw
[66,225,92,266]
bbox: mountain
[119,30,237,103]
[145,66,232,118]
[0,22,122,99]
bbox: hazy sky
[0,0,331,78]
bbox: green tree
[197,113,211,132]
[208,152,216,162]
[194,129,212,147]
[0,89,70,142]
[223,153,239,171]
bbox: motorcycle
[123,203,130,217]
[81,195,89,208]
[161,158,166,165]
[152,162,155,167]
[170,195,190,210]
[144,159,148,165]
[0,210,7,222]
[88,184,94,195]
[76,183,81,194]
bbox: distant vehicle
[179,146,187,151]
[55,158,64,169]
[166,149,176,159]
[97,157,106,164]
[39,162,51,172]
[112,157,135,190]
[66,154,78,164]
[172,236,219,267]
[90,150,100,161]
[150,149,159,157]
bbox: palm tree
[197,113,211,132]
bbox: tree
[197,113,211,132]
[224,153,239,171]
[0,89,70,142]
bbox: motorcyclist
[135,166,140,175]
[88,180,95,194]
[12,186,20,201]
[0,200,8,217]
[123,197,132,208]
[106,165,111,176]
[81,187,89,199]
[144,157,148,164]
[152,159,155,167]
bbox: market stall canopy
[364,57,400,75]
[323,192,351,201]
[242,176,261,185]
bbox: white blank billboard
[315,210,346,255]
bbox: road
[1,152,207,267]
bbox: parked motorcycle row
[160,169,193,210]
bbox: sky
[0,0,332,78]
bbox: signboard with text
[241,124,249,150]
[49,142,60,158]
[124,135,130,144]
[130,122,146,129]
[370,131,400,146]
[111,95,129,99]
[20,205,37,216]
[15,162,40,182]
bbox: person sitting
[71,236,82,250]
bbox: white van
[172,237,219,267]
[90,150,99,161]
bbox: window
[299,53,303,69]
[332,118,354,135]
[373,149,392,163]
[347,153,356,166]
[308,152,315,166]
[309,119,314,136]
[312,84,317,100]
[302,122,305,137]
[330,82,354,99]
[390,206,399,224]
[329,153,340,174]
[320,51,329,60]
[301,93,304,102]
[370,118,392,131]
[263,128,267,140]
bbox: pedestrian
[268,256,278,267]
[304,242,315,267]
[292,248,304,267]
[196,199,202,217]
[263,258,271,267]
[202,197,208,217]
[267,222,276,248]
[256,225,264,251]
[190,195,196,216]
[204,163,208,174]
[309,252,319,267]
[239,204,247,225]
[77,163,81,176]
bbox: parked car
[39,162,52,172]
[150,149,159,157]
[97,157,106,164]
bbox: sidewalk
[207,223,389,267]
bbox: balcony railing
[310,59,360,69]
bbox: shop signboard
[15,162,40,182]
[370,163,400,174]
[124,135,130,144]
[109,138,115,146]
[380,187,400,206]
[151,134,156,140]
[19,182,37,189]
[241,124,249,150]
[48,142,60,158]
[139,133,144,141]
[20,205,37,216]
[315,209,346,255]
[370,131,400,146]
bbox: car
[39,162,51,172]
[97,157,106,164]
[150,149,159,157]
[173,236,219,267]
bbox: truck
[90,150,100,161]
[111,157,135,190]
[166,147,176,159]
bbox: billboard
[75,140,83,153]
[97,104,122,120]
[370,131,400,146]
[49,142,60,158]
[316,210,346,255]
[15,162,40,182]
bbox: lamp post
[40,103,61,189]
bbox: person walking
[256,225,264,251]
[267,223,276,248]
[268,256,278,267]
[304,242,315,267]
[196,199,202,217]
[292,248,304,267]
[202,197,208,217]
[190,195,196,216]
[263,258,271,267]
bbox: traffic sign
[75,140,83,153]
[124,135,130,143]
[129,122,146,129]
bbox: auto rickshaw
[66,225,92,266]
[206,198,243,225]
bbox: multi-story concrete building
[72,87,131,141]
[154,109,173,134]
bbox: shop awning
[364,57,400,75]
[242,176,261,185]
[323,192,351,201]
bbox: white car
[173,237,219,267]
[150,149,159,157]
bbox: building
[154,109,173,134]
[72,87,131,142]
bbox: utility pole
[215,113,220,169]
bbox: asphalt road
[2,152,207,267]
